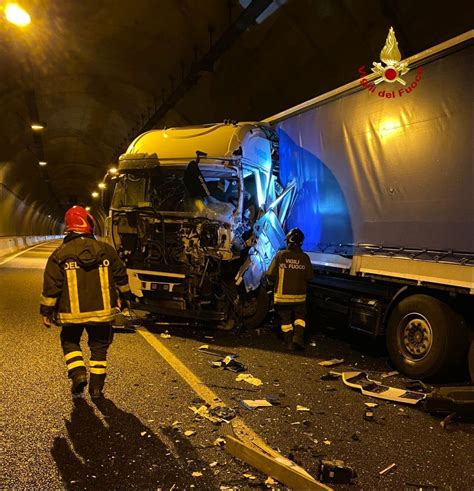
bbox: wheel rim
[397,313,433,361]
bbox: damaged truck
[105,122,295,329]
[266,30,473,379]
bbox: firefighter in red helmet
[40,205,132,398]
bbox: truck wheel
[386,294,468,379]
[241,287,270,330]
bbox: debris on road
[160,332,171,339]
[323,439,331,446]
[213,437,226,447]
[236,373,263,386]
[364,409,375,421]
[184,430,196,437]
[140,431,147,436]
[365,402,378,408]
[320,371,341,381]
[318,459,357,484]
[192,471,203,477]
[171,420,181,427]
[379,463,397,475]
[342,371,427,405]
[209,461,219,467]
[197,345,238,358]
[403,483,439,490]
[296,405,311,412]
[209,406,237,422]
[210,355,246,373]
[423,386,474,423]
[243,473,257,480]
[189,405,222,424]
[240,399,273,410]
[265,476,277,486]
[380,370,399,379]
[318,358,344,367]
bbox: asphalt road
[1,241,473,490]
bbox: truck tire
[241,287,270,330]
[386,294,468,379]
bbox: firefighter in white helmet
[40,205,132,398]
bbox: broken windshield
[111,167,240,215]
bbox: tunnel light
[85,206,91,211]
[31,122,46,131]
[109,167,118,174]
[5,3,31,26]
[98,182,106,189]
[91,191,99,198]
[38,161,47,166]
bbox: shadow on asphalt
[51,397,216,490]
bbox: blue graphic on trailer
[277,129,353,253]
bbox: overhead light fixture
[31,122,46,131]
[91,191,99,198]
[5,3,31,26]
[38,161,47,166]
[98,182,106,189]
[109,167,118,174]
[85,206,91,211]
[47,214,51,218]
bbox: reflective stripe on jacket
[40,233,130,324]
[266,248,314,304]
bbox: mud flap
[342,371,426,405]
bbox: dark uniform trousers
[275,302,306,333]
[61,323,113,390]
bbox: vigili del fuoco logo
[358,27,423,98]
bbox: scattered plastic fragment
[189,405,222,424]
[198,344,209,350]
[209,461,218,467]
[296,405,310,412]
[380,370,399,379]
[379,463,397,475]
[213,437,226,446]
[192,472,203,477]
[140,431,147,436]
[240,399,273,410]
[364,410,375,421]
[323,439,331,445]
[171,420,181,427]
[265,476,277,486]
[318,358,344,367]
[243,473,256,480]
[209,406,236,422]
[160,333,171,339]
[365,402,378,408]
[211,355,246,373]
[236,373,263,386]
[184,430,195,437]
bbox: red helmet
[64,206,95,234]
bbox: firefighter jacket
[40,233,131,324]
[266,248,314,304]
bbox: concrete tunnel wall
[0,182,63,259]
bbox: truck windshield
[111,168,240,212]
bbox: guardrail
[0,235,62,260]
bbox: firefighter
[40,205,132,398]
[266,228,314,350]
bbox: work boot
[89,374,105,400]
[292,325,305,351]
[282,331,295,350]
[71,372,88,395]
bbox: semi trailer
[266,30,473,379]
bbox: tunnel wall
[0,183,64,259]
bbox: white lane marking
[0,241,59,266]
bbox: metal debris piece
[236,373,263,386]
[296,405,310,412]
[209,406,237,422]
[379,463,397,475]
[210,355,246,373]
[240,399,273,410]
[318,358,344,367]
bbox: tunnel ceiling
[0,0,472,220]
